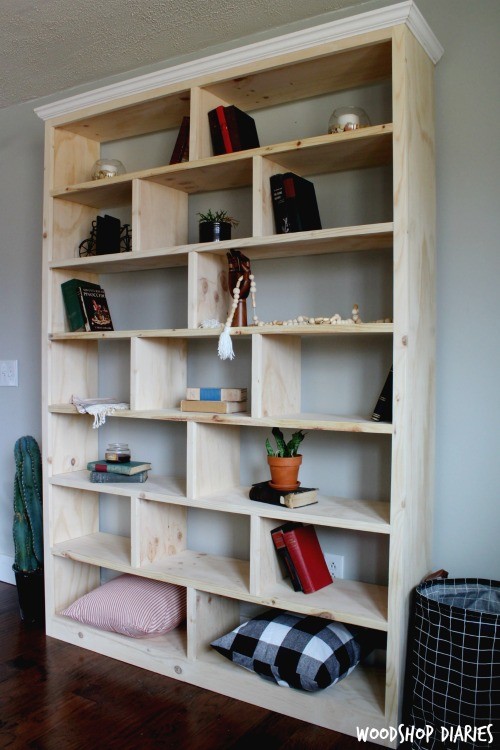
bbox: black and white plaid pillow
[211,609,361,691]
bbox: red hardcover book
[282,524,332,594]
[216,106,234,153]
[271,524,303,592]
[169,116,190,164]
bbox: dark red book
[282,524,332,594]
[169,116,190,164]
[271,524,303,592]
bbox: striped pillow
[61,574,186,638]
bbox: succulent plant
[265,427,306,458]
[197,209,239,227]
[12,436,43,573]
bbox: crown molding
[35,1,443,122]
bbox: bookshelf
[37,4,442,746]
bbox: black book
[78,287,114,331]
[208,105,260,155]
[270,172,322,234]
[249,481,318,508]
[270,523,303,592]
[223,105,260,151]
[169,116,190,164]
[96,214,121,255]
[371,366,393,422]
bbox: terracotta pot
[199,221,232,243]
[267,455,302,491]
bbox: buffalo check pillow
[211,609,361,691]
[61,574,186,638]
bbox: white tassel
[218,324,235,360]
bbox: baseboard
[0,555,16,584]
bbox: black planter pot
[14,568,45,626]
[199,221,232,243]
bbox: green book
[61,278,101,332]
[86,460,152,476]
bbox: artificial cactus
[13,436,43,573]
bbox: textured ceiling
[0,0,369,110]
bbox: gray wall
[0,0,498,584]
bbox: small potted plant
[12,435,44,625]
[198,209,239,242]
[265,427,306,491]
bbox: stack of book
[271,522,332,594]
[61,278,114,332]
[180,387,248,414]
[87,459,151,483]
[270,172,322,234]
[208,105,260,155]
[249,481,318,509]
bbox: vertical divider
[53,129,99,187]
[249,515,283,597]
[133,178,188,253]
[189,87,231,161]
[186,422,240,499]
[186,587,240,661]
[188,251,228,328]
[252,333,301,418]
[252,156,284,237]
[130,337,187,410]
[134,497,187,568]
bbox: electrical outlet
[0,360,18,387]
[324,553,344,579]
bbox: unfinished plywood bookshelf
[37,3,442,746]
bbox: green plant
[265,427,306,457]
[197,209,239,227]
[13,436,43,573]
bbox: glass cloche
[91,158,126,180]
[328,106,371,134]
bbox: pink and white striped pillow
[61,574,186,638]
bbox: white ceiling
[0,0,369,110]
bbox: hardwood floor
[0,582,380,749]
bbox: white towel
[71,395,130,429]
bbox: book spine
[371,366,393,422]
[282,532,315,592]
[169,116,190,164]
[180,400,247,413]
[208,109,225,155]
[283,174,301,232]
[271,528,303,592]
[216,106,233,153]
[186,387,247,401]
[270,174,291,234]
[89,471,148,483]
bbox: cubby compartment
[49,484,131,569]
[49,559,188,668]
[186,337,252,408]
[137,499,251,597]
[252,332,393,425]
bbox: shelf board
[49,222,393,272]
[48,406,393,434]
[51,125,393,204]
[51,532,387,631]
[50,470,186,499]
[48,473,390,534]
[49,320,393,340]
